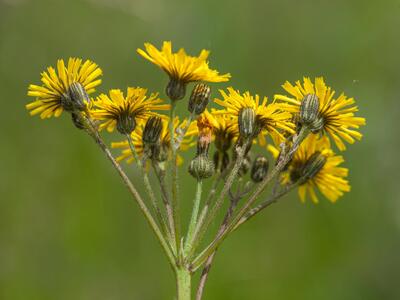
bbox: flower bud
[238,107,256,138]
[116,113,136,134]
[143,116,163,145]
[189,154,215,180]
[300,94,319,126]
[238,155,251,177]
[301,151,327,181]
[166,79,186,101]
[188,83,211,115]
[71,112,85,129]
[251,156,269,183]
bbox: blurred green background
[1,0,399,299]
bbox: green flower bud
[189,154,215,180]
[251,156,269,183]
[238,155,251,177]
[238,107,256,138]
[300,94,319,125]
[71,112,85,130]
[143,116,163,145]
[116,113,136,135]
[188,83,211,115]
[166,78,186,101]
[301,151,327,181]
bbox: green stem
[189,142,247,259]
[81,116,175,268]
[174,111,196,151]
[184,180,203,256]
[176,268,192,300]
[152,161,177,253]
[126,134,174,251]
[169,101,181,251]
[191,128,309,270]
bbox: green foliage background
[1,0,399,299]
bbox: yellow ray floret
[26,58,102,119]
[112,116,197,165]
[91,87,170,132]
[214,87,295,145]
[137,41,231,83]
[274,77,366,151]
[269,135,350,203]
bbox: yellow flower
[112,116,197,164]
[137,41,231,83]
[26,58,102,119]
[137,41,230,100]
[269,135,350,203]
[274,77,366,151]
[200,109,239,152]
[214,87,295,145]
[91,87,170,133]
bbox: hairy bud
[116,113,136,135]
[143,116,163,145]
[60,82,90,112]
[251,156,269,183]
[238,155,251,177]
[189,155,215,180]
[238,107,256,138]
[166,79,186,101]
[301,151,327,181]
[300,94,319,125]
[188,83,211,115]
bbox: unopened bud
[238,107,256,138]
[300,94,319,126]
[301,151,327,181]
[251,156,269,183]
[166,79,186,101]
[71,112,85,130]
[143,116,163,145]
[189,155,215,180]
[188,83,211,115]
[116,113,136,134]
[238,155,251,177]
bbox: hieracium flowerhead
[137,41,230,101]
[274,77,366,151]
[26,58,102,119]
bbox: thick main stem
[176,268,192,300]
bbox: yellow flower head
[269,135,350,203]
[26,58,102,119]
[91,87,170,133]
[112,116,197,165]
[137,41,231,100]
[274,77,366,151]
[200,109,239,152]
[214,87,295,145]
[137,41,231,84]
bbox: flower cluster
[26,41,366,299]
[26,41,365,205]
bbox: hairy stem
[184,180,203,256]
[81,116,175,267]
[126,134,174,249]
[152,161,177,253]
[191,128,309,270]
[169,100,181,252]
[190,142,247,260]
